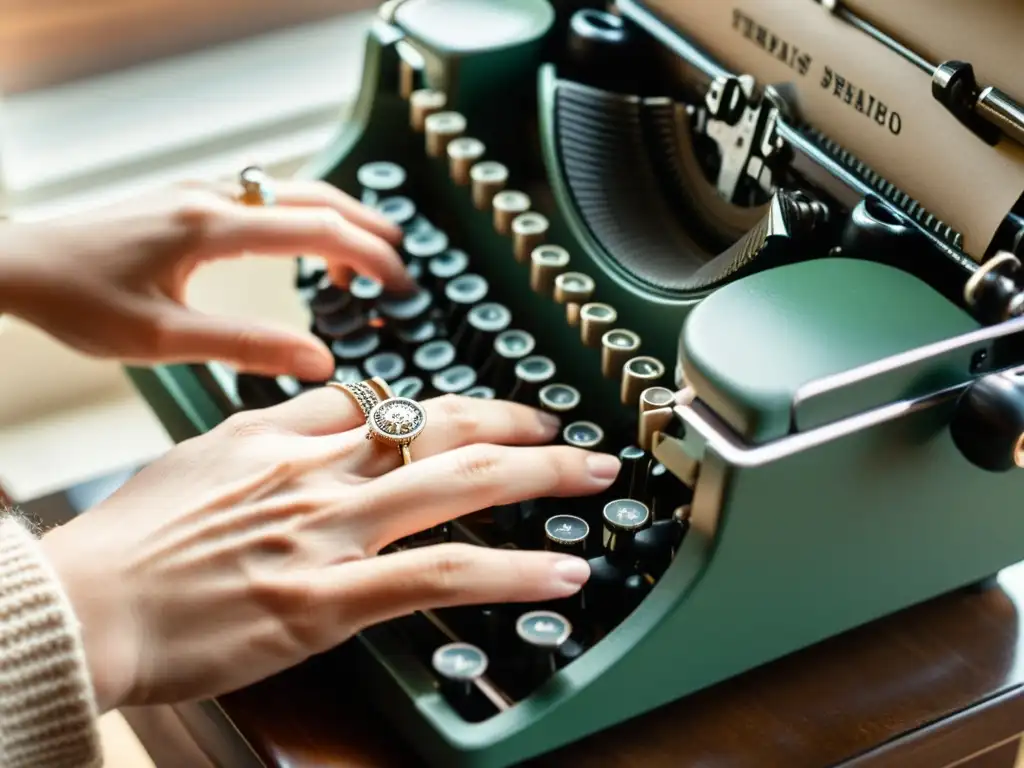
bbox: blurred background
[0,5,379,762]
[0,0,376,503]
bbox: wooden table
[124,563,1024,768]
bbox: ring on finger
[327,377,393,421]
[237,165,276,206]
[366,397,427,466]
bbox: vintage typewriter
[129,1,1024,766]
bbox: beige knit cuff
[0,518,101,767]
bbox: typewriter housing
[130,1,1024,766]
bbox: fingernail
[586,453,621,481]
[552,557,591,588]
[537,411,562,435]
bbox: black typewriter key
[396,319,439,353]
[309,275,351,316]
[635,505,690,579]
[580,303,618,347]
[601,329,641,380]
[391,375,426,400]
[621,356,666,407]
[602,499,651,562]
[378,287,433,326]
[612,445,648,500]
[562,421,604,451]
[464,385,496,399]
[538,383,581,421]
[332,366,364,386]
[431,642,488,717]
[484,329,536,396]
[314,310,367,341]
[445,273,489,326]
[413,339,457,376]
[364,352,406,383]
[458,302,511,367]
[428,248,470,294]
[350,274,384,309]
[544,514,589,557]
[295,257,324,290]
[510,355,556,406]
[375,195,417,230]
[357,161,406,202]
[404,227,449,262]
[432,364,478,395]
[331,329,381,363]
[516,610,572,679]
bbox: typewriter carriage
[125,2,1024,766]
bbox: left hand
[0,176,410,381]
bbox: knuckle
[220,411,274,439]
[435,394,477,440]
[425,543,479,597]
[453,444,503,481]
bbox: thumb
[312,543,591,632]
[151,306,334,380]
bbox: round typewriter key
[447,136,485,185]
[620,356,664,407]
[332,366,363,385]
[554,272,596,327]
[314,310,367,341]
[432,364,477,395]
[544,514,589,556]
[403,228,449,262]
[425,111,467,158]
[396,319,439,350]
[640,386,676,413]
[580,303,618,347]
[492,190,531,236]
[538,383,581,417]
[413,339,457,374]
[309,276,351,316]
[513,213,550,264]
[529,244,570,294]
[391,375,425,400]
[377,287,433,324]
[463,385,496,399]
[357,161,406,196]
[433,642,487,680]
[428,248,470,292]
[486,329,537,397]
[511,355,556,405]
[516,610,572,649]
[363,351,406,383]
[410,88,446,132]
[331,329,381,362]
[601,329,642,379]
[493,329,536,360]
[562,420,604,450]
[470,161,509,211]
[350,274,383,302]
[461,302,512,366]
[604,498,651,532]
[375,196,417,229]
[445,273,490,326]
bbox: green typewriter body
[129,1,1024,766]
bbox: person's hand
[0,177,409,381]
[40,391,620,711]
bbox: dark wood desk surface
[168,563,1024,768]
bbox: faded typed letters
[731,7,902,136]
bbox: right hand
[41,390,621,712]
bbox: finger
[310,543,592,633]
[257,384,385,436]
[149,305,335,380]
[357,444,621,549]
[205,177,402,244]
[202,204,414,292]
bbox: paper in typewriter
[645,0,1024,260]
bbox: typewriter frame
[127,8,1024,768]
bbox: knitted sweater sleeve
[0,517,102,767]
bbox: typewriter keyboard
[228,97,693,720]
